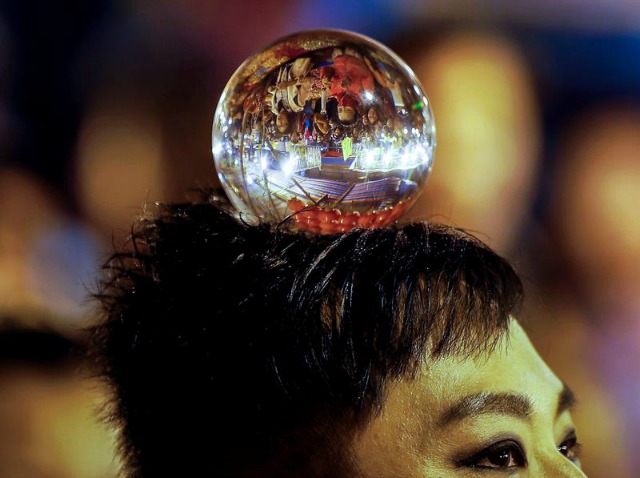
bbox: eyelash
[460,433,582,471]
[558,432,582,463]
[460,439,527,470]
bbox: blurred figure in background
[0,169,118,477]
[0,325,120,477]
[398,28,541,255]
[547,106,640,475]
[553,106,640,318]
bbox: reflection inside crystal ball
[212,30,435,234]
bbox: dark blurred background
[0,1,638,476]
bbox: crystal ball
[212,29,436,234]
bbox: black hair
[91,191,523,478]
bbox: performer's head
[337,94,359,124]
[92,193,585,478]
[276,109,291,134]
[367,105,379,126]
[313,113,329,135]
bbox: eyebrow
[439,391,533,428]
[556,383,577,418]
[438,384,578,428]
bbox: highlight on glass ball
[212,29,436,234]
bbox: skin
[367,107,379,125]
[353,321,588,477]
[314,114,329,135]
[276,110,290,133]
[338,105,356,124]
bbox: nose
[538,453,588,477]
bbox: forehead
[425,321,563,400]
[353,321,565,473]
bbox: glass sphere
[212,29,436,234]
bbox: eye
[558,432,582,464]
[464,440,527,470]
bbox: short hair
[91,191,523,478]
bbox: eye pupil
[490,450,512,466]
[558,436,581,462]
[464,440,526,470]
